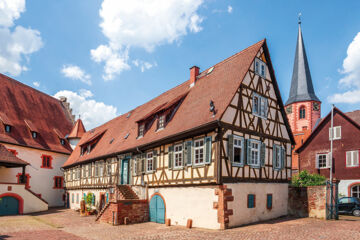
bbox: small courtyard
[0,208,359,240]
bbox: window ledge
[249,164,261,169]
[173,166,185,170]
[232,163,244,167]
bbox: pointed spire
[285,19,320,106]
[67,119,86,139]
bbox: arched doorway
[351,184,360,198]
[0,193,23,216]
[149,194,165,224]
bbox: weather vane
[298,13,302,24]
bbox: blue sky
[2,0,360,129]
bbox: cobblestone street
[0,208,359,240]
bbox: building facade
[63,40,294,229]
[0,74,74,213]
[296,108,360,198]
[284,21,321,173]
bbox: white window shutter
[329,128,332,140]
[315,154,319,169]
[346,151,352,167]
[326,153,332,168]
[355,151,359,166]
[336,126,341,139]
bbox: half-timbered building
[63,39,294,229]
[0,74,74,214]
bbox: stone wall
[288,186,326,219]
[99,200,148,225]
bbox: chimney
[189,66,200,88]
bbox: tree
[291,170,326,187]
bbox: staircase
[117,185,139,200]
[95,202,110,221]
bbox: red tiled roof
[0,73,74,154]
[345,110,360,125]
[64,40,267,167]
[68,119,86,139]
[0,144,28,166]
[0,112,12,126]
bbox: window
[54,176,63,189]
[273,144,285,170]
[60,139,66,145]
[329,126,341,140]
[248,140,261,167]
[316,153,329,169]
[147,152,154,172]
[194,139,204,165]
[32,131,37,139]
[266,194,273,210]
[254,58,266,78]
[346,151,359,167]
[76,193,79,204]
[247,194,256,208]
[95,163,99,177]
[352,185,360,198]
[138,124,145,137]
[174,144,183,168]
[107,162,112,175]
[17,173,30,188]
[252,93,268,119]
[41,155,52,169]
[5,125,11,133]
[299,106,306,119]
[87,164,92,177]
[99,162,104,177]
[72,193,74,203]
[157,114,165,130]
[233,136,244,166]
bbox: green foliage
[291,170,326,187]
[86,192,93,206]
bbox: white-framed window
[138,124,145,138]
[107,162,112,175]
[94,163,99,177]
[329,126,341,140]
[233,136,244,166]
[157,114,165,130]
[248,139,261,167]
[194,139,205,165]
[146,152,154,172]
[351,185,360,198]
[82,166,86,178]
[255,58,266,78]
[252,93,268,119]
[174,144,183,168]
[99,162,104,177]
[346,150,359,167]
[316,153,330,169]
[273,145,282,169]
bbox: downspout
[216,120,222,185]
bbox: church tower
[285,19,321,171]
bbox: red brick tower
[285,20,321,172]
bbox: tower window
[299,107,306,119]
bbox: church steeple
[285,20,320,106]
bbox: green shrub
[291,170,326,187]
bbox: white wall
[339,179,360,197]
[0,183,48,214]
[0,144,68,207]
[147,186,220,229]
[227,182,288,227]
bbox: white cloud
[91,0,204,80]
[329,32,360,104]
[227,5,233,14]
[0,0,25,27]
[33,81,40,87]
[54,89,118,129]
[132,59,157,72]
[61,64,92,85]
[0,0,43,76]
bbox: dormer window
[138,124,145,138]
[5,125,11,133]
[60,139,66,145]
[87,145,91,154]
[157,114,165,130]
[32,131,37,139]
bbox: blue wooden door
[121,159,129,184]
[149,195,165,223]
[0,196,19,216]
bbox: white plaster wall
[339,179,360,197]
[227,182,288,227]
[0,144,68,207]
[67,189,106,210]
[148,186,220,229]
[0,183,48,214]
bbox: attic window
[157,114,165,130]
[207,67,214,75]
[124,133,130,139]
[138,124,145,138]
[5,125,11,133]
[110,138,114,144]
[255,58,266,78]
[60,139,66,145]
[32,131,38,139]
[127,112,131,118]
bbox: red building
[296,108,360,198]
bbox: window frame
[248,139,261,168]
[232,135,244,167]
[329,126,341,140]
[351,185,360,198]
[254,58,266,78]
[266,194,273,210]
[5,125,11,133]
[193,138,205,166]
[53,176,64,189]
[173,143,183,169]
[247,194,256,208]
[157,114,166,130]
[299,106,306,119]
[316,153,329,169]
[252,93,268,119]
[41,155,53,169]
[138,123,145,138]
[273,144,284,170]
[146,152,154,173]
[346,150,359,168]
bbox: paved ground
[0,208,360,240]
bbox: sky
[1,0,360,129]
